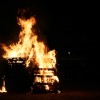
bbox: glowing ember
[1,16,59,92]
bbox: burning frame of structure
[0,16,60,93]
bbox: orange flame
[2,17,56,68]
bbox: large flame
[1,17,56,68]
[1,16,59,91]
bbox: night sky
[0,0,100,92]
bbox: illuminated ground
[0,89,100,100]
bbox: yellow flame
[45,85,49,91]
[2,17,56,68]
[0,80,7,93]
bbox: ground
[0,89,100,100]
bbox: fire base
[32,68,59,94]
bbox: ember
[1,16,59,93]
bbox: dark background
[0,0,100,92]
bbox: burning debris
[32,67,59,93]
[1,16,59,93]
[7,57,27,67]
[0,76,7,93]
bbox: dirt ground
[0,90,100,100]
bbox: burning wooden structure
[32,67,59,93]
[1,16,59,93]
